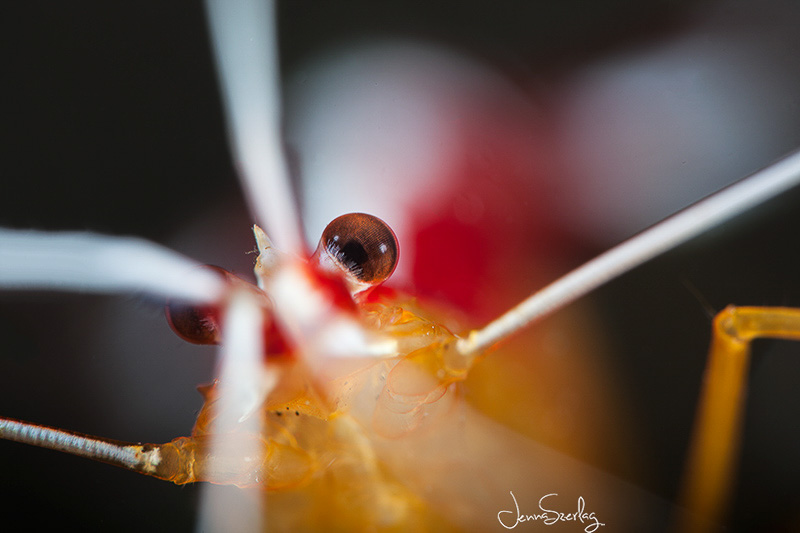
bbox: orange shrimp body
[139,214,639,531]
[138,214,467,530]
[154,290,461,530]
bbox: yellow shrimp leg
[677,306,800,532]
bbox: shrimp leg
[677,306,800,532]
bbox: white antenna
[204,0,304,255]
[196,290,269,533]
[0,229,224,303]
[200,1,289,531]
[457,149,800,356]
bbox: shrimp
[4,1,800,531]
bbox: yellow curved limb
[677,306,800,532]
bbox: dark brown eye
[165,265,230,344]
[165,301,221,345]
[316,213,398,288]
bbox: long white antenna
[458,149,800,356]
[0,229,224,303]
[197,290,269,533]
[204,0,304,254]
[200,2,288,531]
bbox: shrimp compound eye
[165,301,221,345]
[165,265,230,345]
[315,213,399,290]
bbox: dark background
[3,1,800,531]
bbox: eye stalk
[311,213,399,297]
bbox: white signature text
[497,491,605,533]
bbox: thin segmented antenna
[457,148,800,356]
[204,0,304,255]
[0,229,224,303]
[0,418,163,476]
